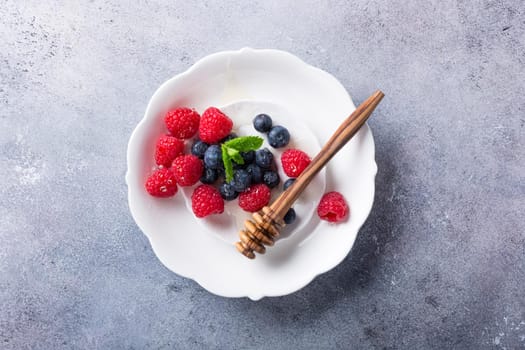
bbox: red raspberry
[154,134,185,167]
[191,184,224,218]
[317,191,349,222]
[164,107,200,139]
[281,149,311,177]
[238,184,271,212]
[198,107,233,144]
[171,154,203,186]
[144,168,178,197]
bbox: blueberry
[200,167,218,184]
[283,178,296,191]
[219,182,238,201]
[253,114,273,133]
[204,145,222,169]
[263,170,280,189]
[255,148,274,169]
[283,208,296,225]
[232,169,251,192]
[191,139,209,159]
[241,150,255,164]
[246,163,263,183]
[221,132,238,143]
[268,125,290,148]
[233,161,246,170]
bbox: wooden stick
[235,90,384,259]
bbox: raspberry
[145,168,178,197]
[164,107,200,139]
[198,107,233,144]
[154,134,185,167]
[317,191,349,223]
[171,154,203,186]
[191,184,224,218]
[238,184,271,212]
[281,149,311,177]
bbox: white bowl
[126,48,377,300]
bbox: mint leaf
[221,136,264,182]
[230,151,244,165]
[226,147,244,164]
[221,145,234,182]
[224,136,263,152]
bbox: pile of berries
[144,107,349,224]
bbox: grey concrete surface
[1,0,524,349]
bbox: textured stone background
[1,1,524,349]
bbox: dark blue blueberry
[220,132,238,143]
[233,160,246,170]
[204,145,222,169]
[241,150,255,164]
[263,170,280,189]
[200,167,218,184]
[255,148,274,169]
[268,125,290,148]
[253,114,273,133]
[283,208,296,225]
[232,169,251,192]
[191,139,209,159]
[245,163,263,183]
[219,182,238,201]
[283,178,296,191]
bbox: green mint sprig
[221,136,264,182]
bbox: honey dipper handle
[270,90,385,218]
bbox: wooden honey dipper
[235,90,385,259]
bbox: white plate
[126,48,377,300]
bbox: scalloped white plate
[126,48,376,300]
